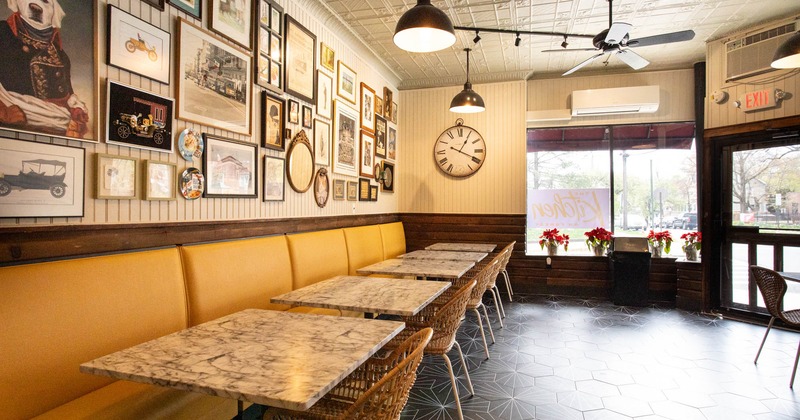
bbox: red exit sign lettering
[739,89,776,112]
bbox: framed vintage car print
[106,81,174,153]
[0,137,85,218]
[107,5,171,84]
[284,15,316,103]
[202,134,258,198]
[177,19,251,135]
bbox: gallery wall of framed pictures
[0,0,400,222]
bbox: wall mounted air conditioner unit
[571,85,660,117]
[725,21,796,82]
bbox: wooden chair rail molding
[0,214,398,265]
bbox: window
[526,122,697,255]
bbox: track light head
[473,31,481,44]
[561,36,569,49]
[515,33,521,47]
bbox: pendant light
[772,32,800,69]
[450,48,485,113]
[394,0,456,53]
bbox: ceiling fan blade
[616,49,650,70]
[562,52,605,76]
[542,48,599,52]
[627,30,695,47]
[605,22,632,45]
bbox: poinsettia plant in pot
[680,231,701,261]
[539,228,569,256]
[585,227,613,256]
[647,230,672,257]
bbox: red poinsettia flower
[647,230,673,254]
[680,231,701,251]
[539,228,570,251]
[584,227,613,250]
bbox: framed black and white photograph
[168,0,201,19]
[337,61,357,104]
[202,134,258,198]
[144,160,177,200]
[177,19,251,135]
[284,15,316,103]
[106,81,174,153]
[359,130,375,178]
[388,125,397,161]
[314,118,330,167]
[0,1,96,142]
[142,0,166,10]
[302,105,313,129]
[288,99,300,124]
[333,101,359,177]
[263,155,285,201]
[261,92,285,151]
[209,0,253,50]
[333,179,345,200]
[96,154,138,200]
[107,5,171,84]
[254,0,282,93]
[316,70,333,119]
[383,87,393,120]
[0,138,85,218]
[360,83,375,134]
[375,115,387,158]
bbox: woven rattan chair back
[751,265,788,319]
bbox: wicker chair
[750,265,800,388]
[384,279,477,420]
[497,241,516,301]
[265,327,433,420]
[483,254,506,326]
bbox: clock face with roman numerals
[433,121,486,177]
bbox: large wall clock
[433,118,486,177]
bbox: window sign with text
[527,188,610,229]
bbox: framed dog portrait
[177,18,251,135]
[168,0,201,19]
[332,101,359,177]
[284,15,316,103]
[0,137,85,218]
[106,81,174,153]
[209,0,252,50]
[261,92,285,151]
[0,1,96,143]
[202,134,258,198]
[107,5,171,84]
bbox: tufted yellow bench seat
[0,248,236,420]
[344,225,385,275]
[380,222,407,259]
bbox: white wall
[0,0,400,227]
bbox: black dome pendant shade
[772,32,800,69]
[394,0,456,53]
[450,48,485,113]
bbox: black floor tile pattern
[400,295,800,420]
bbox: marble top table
[425,242,497,253]
[779,272,800,282]
[356,258,474,280]
[399,250,488,262]
[80,309,404,411]
[271,275,450,316]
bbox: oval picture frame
[286,130,315,193]
[314,167,329,208]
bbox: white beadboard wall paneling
[705,16,800,130]
[0,0,398,228]
[399,81,527,215]
[527,69,695,128]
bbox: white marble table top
[271,275,450,316]
[399,250,488,262]
[80,309,404,411]
[356,258,475,279]
[425,242,497,253]
[779,272,800,283]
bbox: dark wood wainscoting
[401,213,682,306]
[0,214,398,265]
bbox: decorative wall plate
[179,167,204,199]
[178,128,203,161]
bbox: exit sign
[739,89,777,112]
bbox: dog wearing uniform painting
[0,0,89,138]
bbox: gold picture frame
[143,160,176,200]
[96,154,139,200]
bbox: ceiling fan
[543,0,695,76]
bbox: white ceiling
[320,0,800,90]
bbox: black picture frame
[106,80,174,153]
[288,99,300,124]
[302,105,313,129]
[358,178,370,202]
[202,134,258,198]
[254,0,283,94]
[284,15,316,103]
[142,0,166,11]
[168,0,201,19]
[261,92,285,151]
[369,185,378,201]
[107,5,171,84]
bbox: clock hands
[450,146,483,164]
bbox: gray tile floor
[400,295,800,420]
